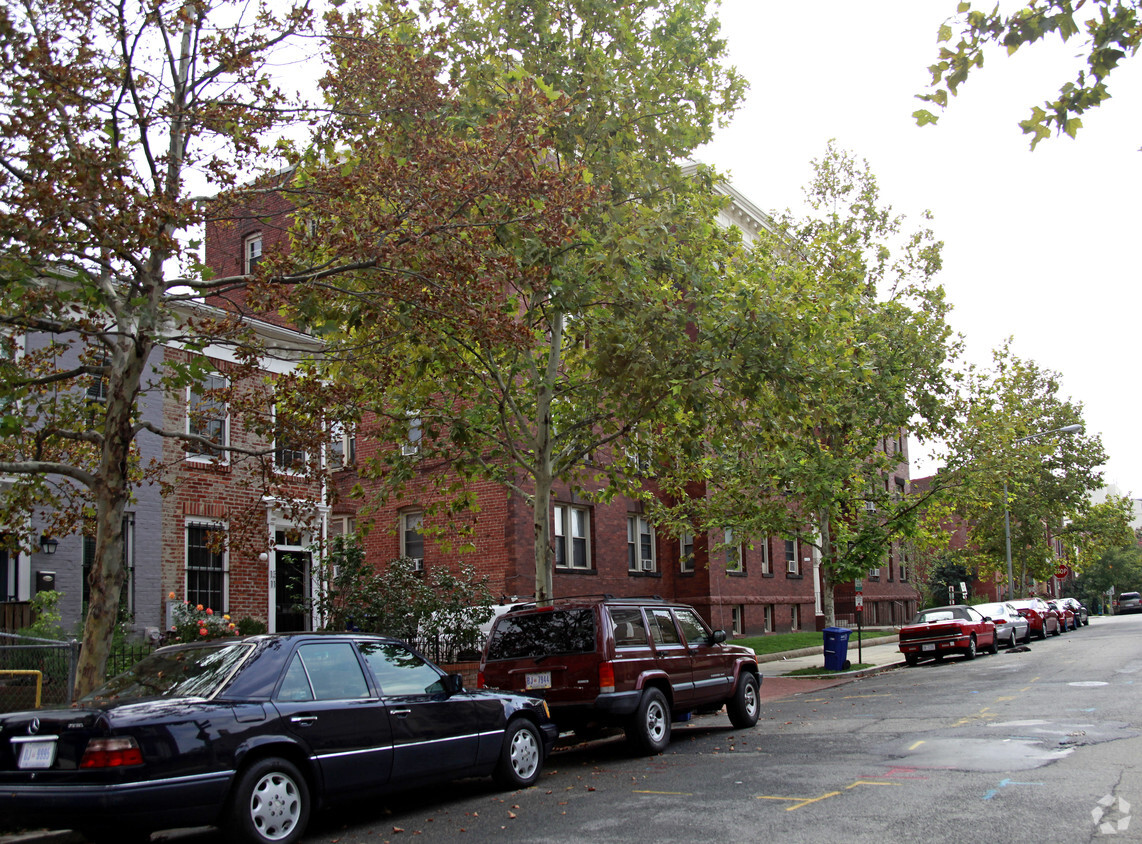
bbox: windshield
[82,642,254,702]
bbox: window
[244,233,263,275]
[673,608,711,645]
[401,412,422,456]
[186,373,228,459]
[869,565,881,580]
[273,404,307,472]
[759,536,771,575]
[277,642,370,701]
[82,517,133,614]
[791,603,801,631]
[359,641,448,696]
[329,516,357,539]
[553,504,590,570]
[328,420,356,468]
[899,547,909,582]
[725,529,744,573]
[186,524,226,612]
[785,538,799,575]
[627,515,655,573]
[401,511,424,571]
[730,605,743,635]
[85,351,110,403]
[647,608,680,645]
[764,604,774,633]
[680,532,695,573]
[611,608,649,646]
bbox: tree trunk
[817,509,837,627]
[73,334,150,699]
[531,310,563,607]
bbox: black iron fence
[0,634,158,713]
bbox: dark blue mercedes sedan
[0,633,557,844]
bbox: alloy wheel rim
[250,771,300,841]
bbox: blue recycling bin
[823,626,852,671]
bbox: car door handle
[290,716,317,727]
[390,709,411,718]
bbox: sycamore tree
[915,0,1142,146]
[291,0,748,606]
[0,0,590,697]
[645,143,960,626]
[1058,494,1136,575]
[924,343,1107,595]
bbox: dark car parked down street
[1062,597,1089,626]
[478,596,761,755]
[0,633,557,844]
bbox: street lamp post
[1003,424,1082,601]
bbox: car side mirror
[446,672,465,694]
[710,629,727,645]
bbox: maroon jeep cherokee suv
[477,596,761,754]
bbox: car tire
[494,718,544,788]
[1051,622,1061,637]
[627,687,671,755]
[226,757,310,844]
[905,654,919,666]
[987,634,999,655]
[726,672,760,729]
[1008,630,1018,649]
[963,635,977,660]
[1036,625,1047,641]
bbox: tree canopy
[915,0,1142,147]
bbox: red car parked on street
[899,605,998,666]
[1009,598,1060,639]
[1047,600,1076,632]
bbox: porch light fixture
[39,535,59,555]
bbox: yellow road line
[633,790,693,796]
[757,781,899,811]
[909,740,925,750]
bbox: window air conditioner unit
[640,558,654,572]
[411,558,424,572]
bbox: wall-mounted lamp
[39,535,58,555]
[258,552,269,564]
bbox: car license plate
[921,644,935,652]
[16,738,57,770]
[525,671,551,690]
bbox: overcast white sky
[696,2,1142,496]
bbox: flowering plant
[167,592,238,642]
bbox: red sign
[1055,564,1070,579]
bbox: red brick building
[200,181,921,636]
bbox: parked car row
[1,597,762,844]
[898,597,1090,666]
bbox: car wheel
[627,687,671,755]
[1008,630,1018,649]
[1036,624,1047,641]
[1051,622,1061,636]
[726,672,760,729]
[226,757,310,844]
[494,719,543,788]
[905,654,919,666]
[987,634,999,655]
[963,635,977,660]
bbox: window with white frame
[244,233,263,275]
[899,546,909,582]
[785,538,799,575]
[759,536,771,575]
[186,373,228,460]
[553,504,590,570]
[273,403,307,472]
[401,412,422,456]
[791,603,801,630]
[401,511,424,571]
[186,523,226,612]
[627,515,655,573]
[764,604,774,633]
[328,516,357,540]
[725,528,744,573]
[328,420,356,468]
[680,531,695,573]
[869,564,881,579]
[730,605,744,635]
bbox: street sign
[854,579,863,593]
[855,595,864,608]
[1056,564,1070,579]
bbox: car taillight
[476,671,486,689]
[599,661,615,694]
[80,737,144,768]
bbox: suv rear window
[486,609,596,660]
